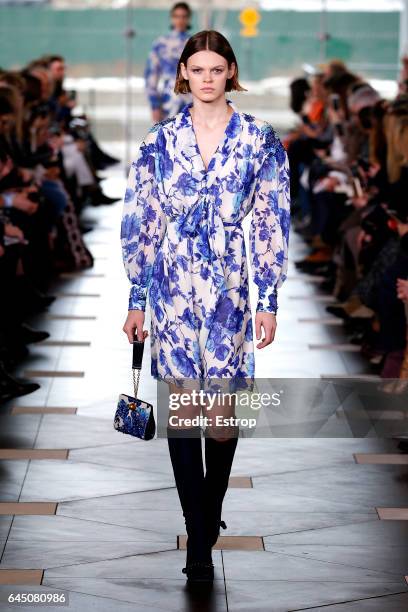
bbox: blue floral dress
[121,98,291,390]
[144,28,192,119]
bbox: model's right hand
[123,310,149,343]
[255,312,277,349]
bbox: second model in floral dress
[144,28,193,119]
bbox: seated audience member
[0,53,122,402]
[288,58,408,389]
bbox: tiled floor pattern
[0,171,407,611]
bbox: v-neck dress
[121,98,291,390]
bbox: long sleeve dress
[144,28,192,119]
[121,98,291,391]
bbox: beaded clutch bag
[114,339,155,440]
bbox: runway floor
[0,169,407,611]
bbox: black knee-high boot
[203,426,239,547]
[166,425,213,580]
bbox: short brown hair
[174,30,247,95]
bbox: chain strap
[132,367,141,399]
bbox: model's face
[171,8,190,32]
[180,51,235,102]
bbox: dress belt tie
[166,196,242,261]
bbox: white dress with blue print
[121,98,291,389]
[144,28,192,119]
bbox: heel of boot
[205,511,228,548]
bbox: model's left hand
[255,312,277,349]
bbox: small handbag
[114,338,156,440]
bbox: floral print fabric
[121,98,291,388]
[144,28,192,118]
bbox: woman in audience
[0,54,121,403]
[288,60,408,387]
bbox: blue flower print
[121,98,290,387]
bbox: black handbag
[113,339,156,440]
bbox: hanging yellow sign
[239,7,261,37]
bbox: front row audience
[0,54,120,402]
[286,57,408,399]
